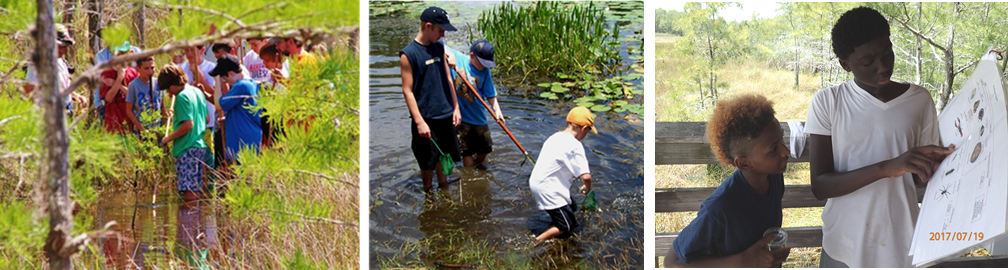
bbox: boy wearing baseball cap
[528,106,596,241]
[211,54,262,163]
[447,39,501,168]
[400,6,461,192]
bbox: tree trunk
[87,0,101,56]
[61,0,77,63]
[136,0,146,48]
[937,3,960,111]
[35,0,74,268]
[915,2,922,85]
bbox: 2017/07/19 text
[929,232,984,241]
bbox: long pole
[452,66,535,165]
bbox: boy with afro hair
[665,93,792,267]
[805,6,954,267]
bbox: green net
[581,190,598,211]
[430,138,454,175]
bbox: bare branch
[148,1,246,28]
[287,169,358,188]
[267,209,357,227]
[60,24,267,98]
[955,58,980,75]
[235,3,288,21]
[0,115,23,126]
[894,17,948,53]
[58,221,117,257]
[0,152,35,159]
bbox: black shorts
[411,117,461,171]
[456,122,493,156]
[545,204,579,238]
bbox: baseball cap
[55,24,74,46]
[209,54,241,77]
[420,6,457,32]
[567,106,598,134]
[470,39,496,68]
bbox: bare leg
[474,153,487,167]
[462,156,475,167]
[180,191,202,202]
[536,227,564,241]
[421,170,434,192]
[435,161,449,188]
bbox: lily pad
[550,85,569,93]
[590,104,611,112]
[536,83,552,88]
[539,92,557,99]
[613,100,629,106]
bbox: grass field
[653,34,994,267]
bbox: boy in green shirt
[159,64,209,202]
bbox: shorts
[176,147,207,192]
[545,204,579,238]
[411,117,461,171]
[456,122,493,156]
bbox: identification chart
[910,52,1008,266]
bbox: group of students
[22,26,321,202]
[400,6,598,242]
[666,7,956,267]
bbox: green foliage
[154,0,359,41]
[100,22,133,50]
[0,95,40,154]
[283,249,325,270]
[0,201,45,268]
[656,8,685,35]
[479,1,618,79]
[0,0,34,33]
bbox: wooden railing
[656,121,1008,267]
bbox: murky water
[369,1,644,268]
[89,190,226,268]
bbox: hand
[161,136,170,146]
[580,185,590,194]
[883,145,956,184]
[417,120,431,139]
[738,233,788,267]
[452,108,461,127]
[446,53,457,69]
[495,110,505,125]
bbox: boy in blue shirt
[447,39,503,168]
[125,56,165,133]
[665,94,792,267]
[210,54,262,163]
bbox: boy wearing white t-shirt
[529,106,596,241]
[805,7,954,267]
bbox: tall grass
[479,1,619,81]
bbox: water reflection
[94,191,225,269]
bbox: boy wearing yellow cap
[528,106,596,241]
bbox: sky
[655,1,783,22]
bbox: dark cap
[470,39,496,68]
[420,6,457,32]
[209,54,241,77]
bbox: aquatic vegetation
[479,1,620,80]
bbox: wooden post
[35,0,74,268]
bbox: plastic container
[764,227,788,251]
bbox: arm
[124,102,145,131]
[105,70,126,103]
[808,135,954,200]
[443,55,460,126]
[488,96,504,124]
[579,173,592,194]
[162,120,193,146]
[400,54,430,139]
[664,234,791,268]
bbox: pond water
[88,189,229,268]
[369,1,644,268]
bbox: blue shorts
[176,147,207,192]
